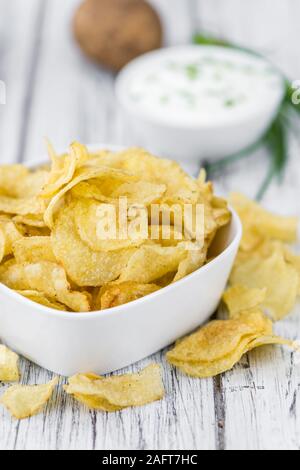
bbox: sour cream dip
[116,46,285,168]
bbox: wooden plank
[0,0,49,450]
[223,310,300,450]
[22,0,123,164]
[0,0,43,163]
[150,0,194,45]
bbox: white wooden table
[1,0,300,450]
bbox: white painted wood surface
[0,0,300,450]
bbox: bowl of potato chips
[0,143,241,375]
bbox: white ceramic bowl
[0,148,242,376]
[115,45,285,174]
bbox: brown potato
[73,0,163,72]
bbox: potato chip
[283,247,300,294]
[14,170,49,199]
[211,196,232,228]
[0,165,29,195]
[0,227,5,262]
[119,244,186,284]
[16,290,67,311]
[169,332,295,378]
[20,225,51,238]
[64,364,164,412]
[73,199,146,252]
[52,205,135,286]
[0,345,19,382]
[13,237,57,264]
[99,148,200,204]
[259,241,300,295]
[13,214,46,228]
[150,225,186,247]
[173,242,208,282]
[197,168,207,186]
[0,216,23,263]
[246,335,298,352]
[0,165,48,199]
[167,311,272,364]
[230,250,299,320]
[167,310,295,378]
[168,334,259,379]
[112,181,166,204]
[44,165,136,228]
[0,377,58,419]
[41,141,89,197]
[196,176,231,234]
[230,192,298,251]
[0,196,44,216]
[223,285,267,318]
[0,261,90,312]
[97,282,160,310]
[71,180,166,206]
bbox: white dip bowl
[115,45,285,173]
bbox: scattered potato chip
[230,250,299,320]
[13,237,57,264]
[167,310,296,378]
[230,192,298,251]
[97,282,160,310]
[0,345,19,382]
[246,335,298,352]
[223,285,267,318]
[258,241,300,296]
[168,311,272,363]
[168,334,259,379]
[283,247,300,294]
[0,377,58,419]
[64,364,164,412]
[0,261,90,312]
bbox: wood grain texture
[0,0,300,450]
